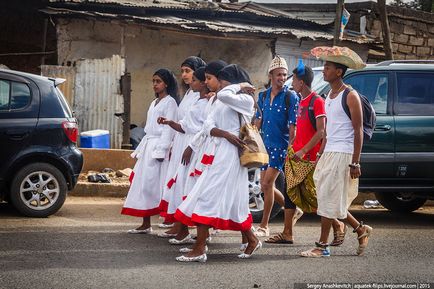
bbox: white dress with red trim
[159,96,208,222]
[175,84,254,231]
[182,95,219,199]
[121,96,177,217]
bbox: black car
[0,68,83,217]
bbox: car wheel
[10,163,67,217]
[248,168,284,223]
[375,192,427,213]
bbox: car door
[393,70,434,188]
[0,73,39,182]
[344,71,395,188]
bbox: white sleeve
[179,99,208,135]
[217,84,255,117]
[152,99,177,159]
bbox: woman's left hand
[350,166,361,179]
[225,132,246,149]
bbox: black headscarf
[153,68,180,104]
[181,56,206,71]
[205,60,228,77]
[193,66,206,82]
[217,64,252,85]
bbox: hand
[181,146,193,166]
[292,150,305,162]
[225,132,246,149]
[350,166,361,179]
[239,82,255,95]
[156,158,164,162]
[205,92,216,99]
[157,117,171,125]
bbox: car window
[10,82,31,110]
[345,73,388,114]
[0,80,31,111]
[0,80,10,110]
[395,72,434,116]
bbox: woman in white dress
[158,56,206,236]
[121,69,179,234]
[158,67,210,243]
[174,64,261,263]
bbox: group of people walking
[121,50,373,263]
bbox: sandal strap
[353,221,364,233]
[315,241,329,249]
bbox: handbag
[238,114,269,168]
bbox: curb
[70,182,378,205]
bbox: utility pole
[378,0,394,60]
[333,0,345,46]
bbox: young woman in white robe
[156,57,206,238]
[121,69,179,234]
[158,67,209,243]
[174,64,261,263]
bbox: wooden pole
[120,73,132,150]
[333,0,345,46]
[378,0,394,60]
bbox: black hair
[217,64,251,85]
[153,68,180,104]
[292,65,314,87]
[181,56,206,91]
[331,62,348,77]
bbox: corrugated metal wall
[74,55,126,149]
[41,65,76,106]
[276,39,324,71]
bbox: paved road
[1,197,433,289]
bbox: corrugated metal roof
[43,0,377,44]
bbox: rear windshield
[55,87,73,118]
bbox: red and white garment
[121,96,177,217]
[159,90,205,222]
[175,84,254,231]
[182,95,219,199]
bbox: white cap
[268,55,288,73]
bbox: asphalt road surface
[1,197,433,289]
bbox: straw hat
[268,55,288,73]
[310,46,366,70]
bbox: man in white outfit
[301,60,373,257]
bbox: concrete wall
[56,19,273,126]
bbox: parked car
[249,60,434,220]
[0,69,83,217]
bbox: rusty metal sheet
[74,55,125,148]
[41,65,76,106]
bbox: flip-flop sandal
[330,225,347,246]
[264,233,294,244]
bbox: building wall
[367,7,434,60]
[56,18,273,126]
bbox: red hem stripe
[121,206,160,217]
[174,209,252,231]
[129,171,135,184]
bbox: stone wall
[368,6,434,60]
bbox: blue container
[80,130,110,149]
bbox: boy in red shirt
[265,64,346,245]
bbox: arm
[217,84,255,117]
[210,127,245,149]
[294,98,326,161]
[158,117,185,133]
[254,92,264,130]
[347,90,364,179]
[153,100,178,160]
[287,91,299,145]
